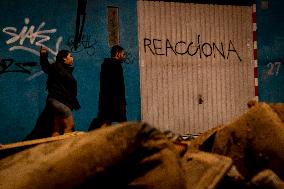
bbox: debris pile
[0,102,283,189]
[181,101,284,188]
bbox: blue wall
[257,0,284,102]
[1,0,284,144]
[0,0,140,144]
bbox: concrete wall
[0,0,140,143]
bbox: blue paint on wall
[0,0,140,144]
[257,0,284,102]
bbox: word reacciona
[143,35,242,62]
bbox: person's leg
[47,98,74,136]
[51,115,61,137]
[62,115,74,134]
[100,120,112,128]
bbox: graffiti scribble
[124,51,135,64]
[0,58,38,75]
[66,34,97,56]
[2,17,62,60]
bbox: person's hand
[40,46,48,55]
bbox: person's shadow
[24,107,54,140]
[88,116,104,131]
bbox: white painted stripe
[254,59,258,67]
[255,78,259,86]
[254,41,257,49]
[253,23,257,30]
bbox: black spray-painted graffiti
[73,0,88,50]
[0,58,38,75]
[144,35,242,62]
[124,51,135,64]
[66,34,97,56]
[2,17,62,60]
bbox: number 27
[267,62,281,76]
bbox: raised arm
[40,47,50,73]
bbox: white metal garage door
[137,0,254,134]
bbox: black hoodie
[98,58,126,121]
[40,53,80,110]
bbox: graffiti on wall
[2,17,63,60]
[263,61,282,79]
[124,51,135,64]
[0,58,38,75]
[66,34,97,56]
[144,35,242,62]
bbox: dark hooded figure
[89,45,127,130]
[25,47,80,140]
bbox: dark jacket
[98,58,126,121]
[40,53,80,110]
